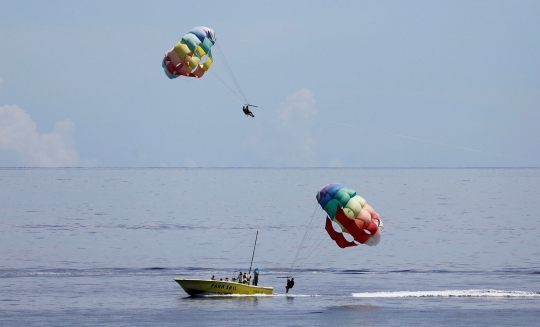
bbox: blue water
[1,168,539,326]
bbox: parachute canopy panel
[163,26,216,79]
[317,183,383,247]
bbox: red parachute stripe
[325,217,357,248]
[166,62,177,74]
[335,206,371,244]
[365,219,379,235]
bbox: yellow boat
[174,278,273,296]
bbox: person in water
[286,278,294,293]
[253,268,259,286]
[242,105,254,117]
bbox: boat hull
[174,278,273,296]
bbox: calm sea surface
[1,168,539,326]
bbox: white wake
[352,289,540,298]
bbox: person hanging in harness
[242,105,255,117]
[285,277,295,293]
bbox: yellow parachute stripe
[174,41,191,61]
[202,57,213,71]
[188,56,201,69]
[194,45,206,57]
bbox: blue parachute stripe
[318,183,345,208]
[189,27,216,43]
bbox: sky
[0,0,539,167]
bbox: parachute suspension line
[293,215,332,270]
[296,232,331,269]
[215,46,248,105]
[208,70,245,103]
[287,205,317,275]
[288,204,321,276]
[215,43,248,104]
[302,240,347,265]
[184,66,243,104]
[292,208,328,272]
[214,43,249,105]
[298,218,339,268]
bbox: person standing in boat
[253,268,259,286]
[286,278,294,293]
[211,275,216,280]
[242,273,247,284]
[237,272,242,283]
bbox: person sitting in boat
[225,277,229,282]
[286,278,294,293]
[211,275,216,280]
[219,278,223,281]
[253,268,259,286]
[242,273,247,284]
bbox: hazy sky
[1,0,539,167]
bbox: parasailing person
[242,105,254,117]
[285,278,294,293]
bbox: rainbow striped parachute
[317,183,383,248]
[162,26,216,79]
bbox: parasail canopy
[162,26,216,79]
[317,183,383,248]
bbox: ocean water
[0,168,539,326]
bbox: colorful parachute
[317,183,383,248]
[162,26,216,79]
